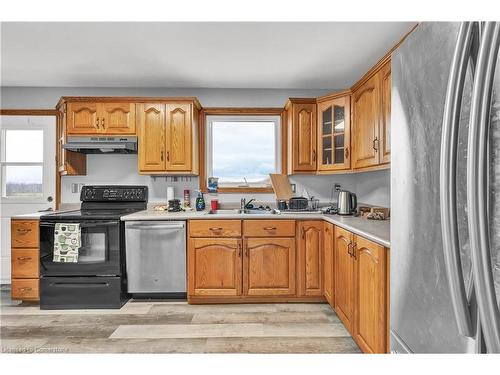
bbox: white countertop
[11,204,80,220]
[121,209,390,247]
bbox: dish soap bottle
[195,190,205,211]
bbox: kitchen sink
[205,209,279,215]
[206,209,242,215]
[243,209,278,215]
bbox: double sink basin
[205,209,279,216]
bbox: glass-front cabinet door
[317,95,351,171]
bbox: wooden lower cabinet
[11,279,39,301]
[243,237,295,296]
[188,238,242,297]
[11,219,40,301]
[353,235,387,353]
[334,226,355,334]
[323,222,335,307]
[333,225,389,353]
[297,221,323,296]
[188,219,318,302]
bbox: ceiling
[1,22,415,89]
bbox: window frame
[199,108,286,193]
[0,124,47,204]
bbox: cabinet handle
[245,245,249,257]
[237,242,242,257]
[166,151,170,162]
[95,117,100,129]
[161,151,164,161]
[101,117,105,128]
[352,243,357,260]
[263,226,277,231]
[301,227,305,239]
[209,227,223,231]
[373,137,379,151]
[17,228,32,234]
[17,257,32,261]
[345,147,349,159]
[19,287,32,292]
[312,149,316,161]
[347,242,353,257]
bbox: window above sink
[203,113,282,193]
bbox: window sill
[201,187,274,194]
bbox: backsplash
[61,154,390,207]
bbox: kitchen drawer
[11,220,39,248]
[11,249,39,278]
[11,279,39,300]
[243,220,295,237]
[189,220,241,238]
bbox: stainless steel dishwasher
[125,221,186,298]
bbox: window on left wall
[0,129,44,199]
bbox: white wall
[61,154,390,207]
[0,86,332,108]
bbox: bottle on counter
[183,189,190,208]
[195,190,205,211]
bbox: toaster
[288,197,309,211]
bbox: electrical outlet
[291,183,296,193]
[334,183,341,192]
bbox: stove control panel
[80,186,148,202]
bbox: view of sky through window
[212,121,276,184]
[2,129,44,197]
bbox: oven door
[40,219,121,276]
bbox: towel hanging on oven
[53,223,81,263]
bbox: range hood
[62,136,137,154]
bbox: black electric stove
[39,185,148,309]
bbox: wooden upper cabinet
[317,95,351,172]
[287,99,317,173]
[354,235,387,353]
[165,103,192,171]
[67,102,99,134]
[188,238,242,297]
[334,226,355,334]
[323,222,335,307]
[100,103,136,134]
[66,102,135,135]
[56,107,86,176]
[137,100,198,175]
[137,103,165,172]
[297,221,323,296]
[379,61,391,165]
[243,237,295,296]
[352,73,380,169]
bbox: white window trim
[206,115,281,188]
[0,124,48,204]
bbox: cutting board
[269,174,294,200]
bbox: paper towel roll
[167,186,175,202]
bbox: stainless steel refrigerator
[391,22,500,353]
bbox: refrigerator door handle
[467,21,500,353]
[440,21,477,338]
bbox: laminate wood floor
[0,287,360,354]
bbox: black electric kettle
[337,190,357,215]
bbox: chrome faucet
[240,198,255,211]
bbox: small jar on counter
[183,189,190,208]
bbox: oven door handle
[40,221,119,228]
[49,282,110,287]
